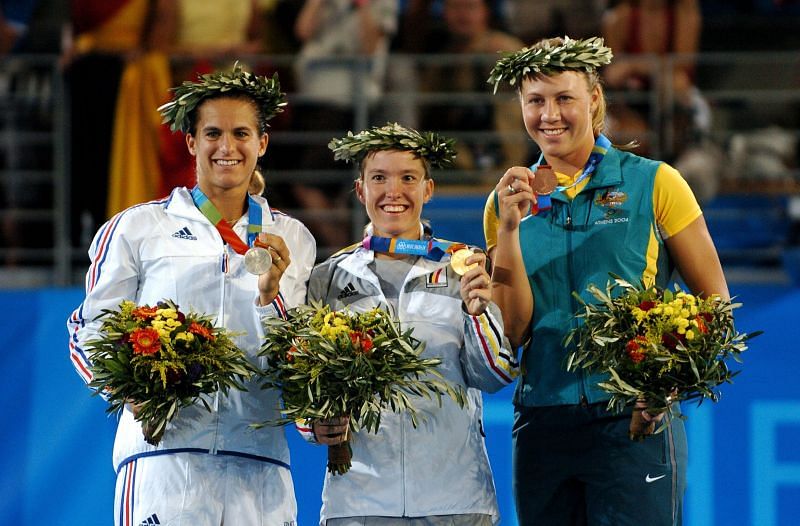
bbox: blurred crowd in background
[1,0,799,284]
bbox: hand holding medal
[452,248,492,316]
[496,166,534,229]
[255,233,291,306]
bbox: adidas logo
[337,282,358,300]
[139,513,160,525]
[172,226,197,240]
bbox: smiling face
[519,70,600,172]
[186,97,268,198]
[355,150,433,240]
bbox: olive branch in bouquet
[256,300,467,473]
[86,299,259,445]
[564,276,761,438]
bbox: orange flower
[188,322,215,341]
[129,327,161,355]
[287,346,298,362]
[694,315,709,334]
[132,306,159,320]
[625,337,646,364]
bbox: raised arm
[485,167,536,347]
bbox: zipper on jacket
[401,402,407,514]
[210,247,229,454]
[564,205,588,405]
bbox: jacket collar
[165,186,276,228]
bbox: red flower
[287,346,298,362]
[625,338,646,363]
[661,332,686,350]
[188,322,215,341]
[129,327,161,355]
[132,306,159,320]
[638,300,656,311]
[349,331,374,354]
[361,336,374,353]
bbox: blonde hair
[249,169,265,195]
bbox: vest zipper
[565,206,588,405]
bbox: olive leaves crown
[487,36,613,93]
[158,62,287,133]
[328,122,457,169]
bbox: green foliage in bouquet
[257,300,467,474]
[565,276,760,419]
[87,299,258,445]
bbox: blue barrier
[2,284,796,525]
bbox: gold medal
[450,248,477,276]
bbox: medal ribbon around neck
[362,236,466,262]
[535,133,611,212]
[191,186,263,255]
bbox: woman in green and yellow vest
[483,36,729,526]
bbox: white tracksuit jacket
[67,186,315,476]
[304,235,519,524]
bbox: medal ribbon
[362,236,466,261]
[191,186,263,255]
[535,134,611,212]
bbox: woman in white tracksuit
[67,65,315,526]
[303,124,519,526]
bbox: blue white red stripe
[119,459,137,526]
[271,293,288,320]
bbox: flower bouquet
[257,301,467,475]
[565,277,760,439]
[86,299,258,445]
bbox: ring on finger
[507,184,516,195]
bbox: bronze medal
[533,164,558,195]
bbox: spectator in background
[1,0,38,53]
[602,0,704,156]
[602,0,721,202]
[290,0,399,252]
[419,0,528,173]
[62,0,156,247]
[502,0,605,45]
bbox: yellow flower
[165,318,181,328]
[680,308,690,319]
[157,308,179,319]
[685,330,695,340]
[663,306,674,317]
[175,331,195,343]
[151,319,166,331]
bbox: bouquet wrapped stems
[327,438,353,476]
[630,398,658,440]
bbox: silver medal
[244,246,273,275]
